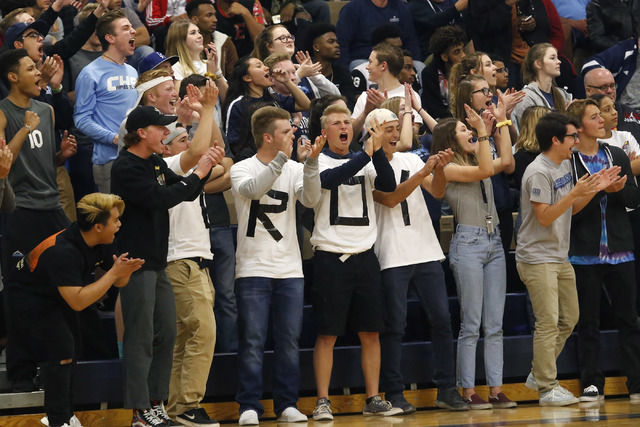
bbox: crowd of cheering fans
[1,0,640,426]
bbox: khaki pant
[516,261,579,394]
[166,259,216,416]
[56,166,76,222]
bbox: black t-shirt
[8,223,115,309]
[216,0,258,58]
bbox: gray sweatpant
[121,269,177,409]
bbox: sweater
[110,150,206,270]
[335,0,420,66]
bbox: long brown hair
[251,25,289,60]
[448,52,488,106]
[521,43,566,113]
[432,118,477,166]
[451,75,486,123]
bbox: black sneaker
[131,408,167,426]
[386,394,417,415]
[435,388,471,411]
[176,408,219,427]
[150,401,181,426]
[579,385,604,402]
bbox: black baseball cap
[125,106,177,133]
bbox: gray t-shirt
[620,54,640,110]
[516,153,573,264]
[445,174,499,229]
[0,98,60,210]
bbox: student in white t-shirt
[591,94,640,175]
[160,80,226,426]
[368,108,470,413]
[351,43,422,139]
[310,105,401,421]
[229,106,323,426]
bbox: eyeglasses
[21,32,43,40]
[587,83,616,92]
[273,35,295,43]
[496,67,508,74]
[564,132,579,142]
[472,87,493,96]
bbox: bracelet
[204,72,217,81]
[496,119,512,128]
[418,107,424,114]
[51,84,62,94]
[477,135,490,142]
[402,111,412,116]
[215,70,224,79]
[24,124,32,133]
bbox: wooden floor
[1,399,640,426]
[1,378,639,426]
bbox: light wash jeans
[448,224,506,389]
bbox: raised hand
[366,117,384,155]
[480,108,497,136]
[308,135,326,159]
[501,88,525,117]
[493,89,508,122]
[0,138,13,178]
[435,148,454,168]
[404,83,413,112]
[38,56,58,88]
[49,55,64,90]
[421,153,439,176]
[295,51,322,78]
[365,88,386,111]
[24,111,40,130]
[60,130,77,159]
[464,104,486,135]
[404,82,422,111]
[271,67,290,84]
[205,43,219,75]
[297,137,312,162]
[111,253,145,286]
[194,147,222,178]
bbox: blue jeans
[380,261,456,396]
[235,277,304,416]
[449,225,506,389]
[209,226,238,353]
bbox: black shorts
[311,248,383,336]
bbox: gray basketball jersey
[0,98,60,210]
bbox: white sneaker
[525,372,537,391]
[630,393,640,403]
[539,386,579,407]
[579,385,604,402]
[41,415,83,427]
[277,407,307,423]
[238,409,259,426]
